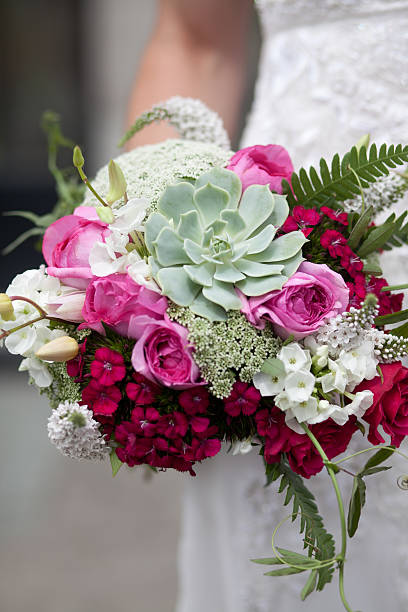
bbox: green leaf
[375,309,408,326]
[361,447,395,471]
[347,206,374,250]
[359,466,392,477]
[251,557,284,566]
[281,143,408,208]
[357,224,396,258]
[380,283,408,292]
[301,570,318,601]
[264,567,306,577]
[266,458,336,591]
[110,449,123,477]
[276,548,319,568]
[261,358,286,378]
[389,322,408,338]
[347,476,366,537]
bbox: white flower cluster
[89,198,158,291]
[343,172,408,214]
[2,268,71,387]
[83,139,233,217]
[315,296,379,358]
[368,327,408,363]
[254,341,375,431]
[47,401,109,461]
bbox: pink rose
[43,206,110,289]
[81,273,168,337]
[227,144,294,193]
[241,262,349,339]
[131,315,202,389]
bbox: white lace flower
[48,402,110,461]
[278,343,312,372]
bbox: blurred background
[0,2,259,611]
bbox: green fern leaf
[265,457,336,592]
[282,143,408,208]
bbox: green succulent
[145,168,307,321]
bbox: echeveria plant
[145,168,307,320]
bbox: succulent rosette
[145,167,306,320]
[2,98,408,611]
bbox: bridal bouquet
[2,99,408,610]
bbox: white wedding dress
[176,2,408,611]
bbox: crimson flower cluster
[255,406,358,478]
[115,385,221,475]
[81,347,125,416]
[319,228,402,314]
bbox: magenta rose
[227,144,294,193]
[81,273,168,337]
[240,261,349,339]
[43,206,110,289]
[356,362,408,447]
[131,315,202,389]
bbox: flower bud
[106,159,127,204]
[73,145,85,169]
[96,206,115,224]
[0,293,15,321]
[355,133,370,152]
[36,336,79,363]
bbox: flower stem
[10,295,47,318]
[301,424,355,612]
[76,166,109,208]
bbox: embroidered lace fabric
[176,2,408,610]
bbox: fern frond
[265,457,336,591]
[282,143,408,208]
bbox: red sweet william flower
[115,423,154,467]
[130,405,160,437]
[320,229,348,258]
[67,339,87,379]
[339,246,364,276]
[126,372,160,405]
[82,379,121,415]
[178,387,210,415]
[281,205,321,237]
[367,277,403,317]
[90,347,126,386]
[224,382,261,417]
[187,436,222,461]
[156,412,189,439]
[356,362,408,446]
[320,206,349,226]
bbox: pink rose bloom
[241,261,349,339]
[131,315,202,389]
[42,206,110,289]
[81,273,168,337]
[227,144,294,193]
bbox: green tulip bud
[0,294,15,321]
[106,159,127,204]
[73,145,85,169]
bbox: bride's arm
[126,0,253,148]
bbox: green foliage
[3,111,85,255]
[375,308,408,326]
[110,449,123,477]
[262,458,336,595]
[281,143,408,209]
[380,210,408,251]
[347,447,394,537]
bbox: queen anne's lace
[83,140,233,218]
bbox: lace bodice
[177,3,408,611]
[242,0,408,169]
